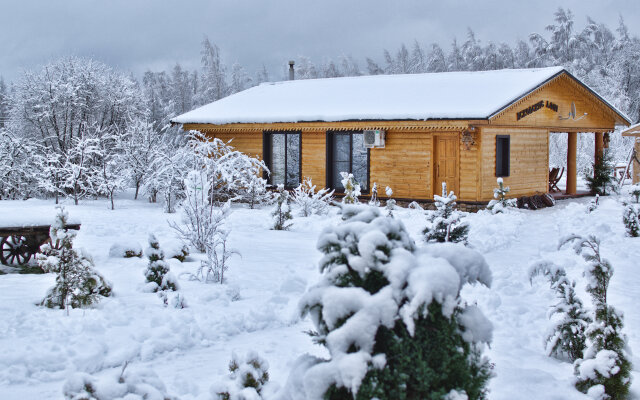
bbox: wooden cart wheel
[0,235,31,266]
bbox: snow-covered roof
[172,67,628,125]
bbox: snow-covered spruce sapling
[271,184,293,230]
[63,362,177,400]
[340,171,360,204]
[213,352,270,400]
[487,177,516,214]
[291,177,334,217]
[292,205,492,400]
[368,182,380,206]
[587,194,600,214]
[244,173,272,209]
[560,235,631,399]
[144,234,178,292]
[38,207,112,310]
[385,185,396,216]
[197,222,238,284]
[585,151,614,196]
[423,182,469,244]
[159,291,188,309]
[622,188,640,237]
[529,260,591,362]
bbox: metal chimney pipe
[288,60,295,80]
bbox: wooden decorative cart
[0,224,81,266]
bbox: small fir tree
[622,186,640,237]
[423,183,469,244]
[340,172,360,204]
[271,184,293,230]
[213,352,270,400]
[294,205,493,400]
[38,207,112,310]
[529,260,591,362]
[487,178,516,214]
[385,186,396,216]
[368,182,380,206]
[144,234,178,292]
[561,235,632,399]
[244,174,272,209]
[585,152,614,196]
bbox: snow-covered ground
[1,191,639,399]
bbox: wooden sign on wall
[516,100,559,121]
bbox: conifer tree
[622,186,640,237]
[587,194,600,214]
[144,234,178,292]
[561,235,631,399]
[487,178,516,214]
[368,182,380,206]
[213,352,270,400]
[529,260,591,361]
[585,152,615,196]
[38,207,112,309]
[295,205,493,400]
[385,186,396,216]
[340,172,360,204]
[271,184,293,230]
[423,183,469,244]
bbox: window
[327,131,369,192]
[496,135,510,177]
[263,131,301,188]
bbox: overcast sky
[1,0,639,83]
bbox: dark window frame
[262,130,302,188]
[326,130,370,194]
[495,135,510,177]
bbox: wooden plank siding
[370,130,433,200]
[202,130,263,160]
[479,127,549,201]
[301,132,326,187]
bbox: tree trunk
[134,183,140,200]
[110,192,115,210]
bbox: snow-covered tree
[622,185,640,237]
[144,234,178,292]
[286,205,492,399]
[587,194,600,214]
[291,177,334,217]
[213,352,270,400]
[38,207,112,310]
[368,182,380,206]
[529,260,591,361]
[487,178,516,214]
[561,235,631,399]
[340,172,360,204]
[424,183,469,244]
[385,186,396,216]
[585,151,615,196]
[271,185,293,231]
[119,119,160,200]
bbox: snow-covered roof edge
[488,68,631,126]
[622,122,640,136]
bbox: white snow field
[0,192,639,399]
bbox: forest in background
[0,8,639,203]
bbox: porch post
[595,131,604,160]
[567,131,577,194]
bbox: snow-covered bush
[197,221,238,284]
[272,185,293,231]
[486,178,516,214]
[108,241,143,258]
[368,182,380,206]
[38,207,112,310]
[212,352,270,400]
[159,291,188,309]
[62,363,177,400]
[587,194,600,214]
[622,189,640,237]
[284,205,493,399]
[529,260,591,361]
[291,177,334,217]
[144,234,178,292]
[408,201,424,210]
[170,170,231,253]
[560,235,631,398]
[166,242,190,262]
[384,185,396,216]
[424,183,469,244]
[243,173,272,209]
[340,172,360,204]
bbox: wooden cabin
[621,124,640,184]
[172,67,630,206]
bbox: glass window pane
[286,133,300,187]
[271,134,285,186]
[352,133,368,191]
[332,134,351,189]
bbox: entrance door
[434,136,459,197]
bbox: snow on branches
[282,205,493,400]
[291,177,334,217]
[487,178,516,214]
[424,183,469,244]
